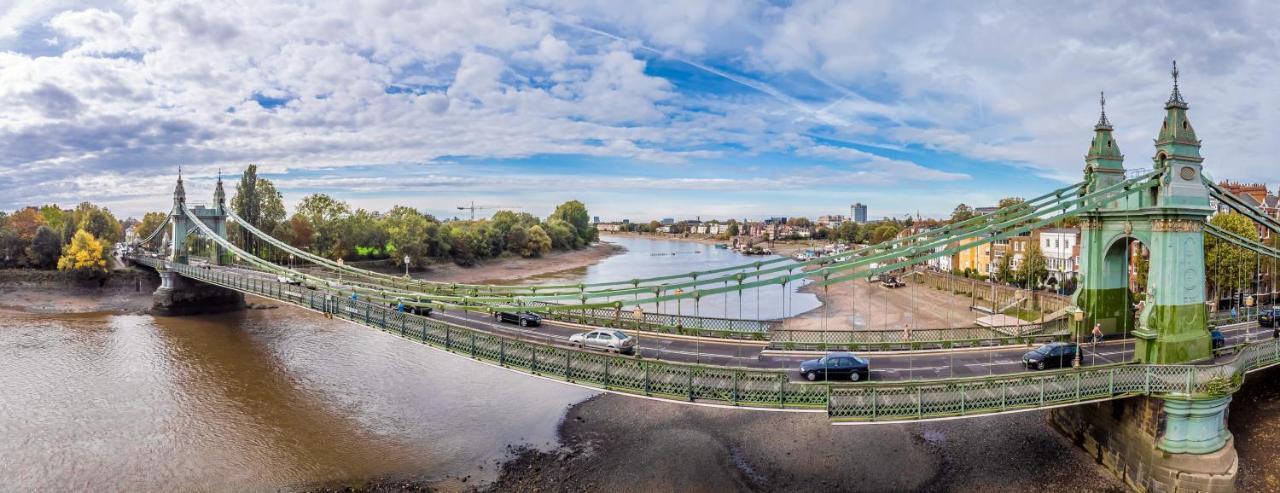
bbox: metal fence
[767,318,1071,352]
[168,262,828,410]
[828,337,1280,422]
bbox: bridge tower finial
[1166,60,1187,109]
[1095,91,1112,130]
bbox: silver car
[570,330,637,355]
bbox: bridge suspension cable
[250,171,1160,312]
[166,170,1163,318]
[225,178,1090,299]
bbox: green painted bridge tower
[1074,62,1215,365]
[166,169,231,265]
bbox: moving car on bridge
[799,352,870,382]
[494,310,541,327]
[569,330,637,354]
[1022,342,1079,370]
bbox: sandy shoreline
[363,242,627,285]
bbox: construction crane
[456,201,523,221]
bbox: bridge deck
[130,255,1279,422]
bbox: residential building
[660,218,675,226]
[1038,228,1080,283]
[817,214,846,226]
[852,203,868,223]
[597,222,624,232]
[927,244,955,272]
[1216,181,1279,240]
[954,237,993,276]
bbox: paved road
[183,261,1275,384]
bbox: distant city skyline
[2,2,1278,221]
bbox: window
[586,333,598,340]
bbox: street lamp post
[404,255,411,277]
[1071,306,1084,368]
[337,257,344,281]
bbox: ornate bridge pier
[151,171,245,316]
[1062,67,1235,492]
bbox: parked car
[1260,308,1279,328]
[799,352,870,382]
[1022,342,1079,370]
[569,330,637,354]
[276,274,303,285]
[881,275,905,288]
[1210,328,1226,349]
[494,311,541,327]
[391,298,433,317]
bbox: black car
[494,311,541,327]
[799,352,870,382]
[1210,328,1226,349]
[1260,308,1279,328]
[881,276,905,288]
[1022,342,1079,370]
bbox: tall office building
[851,203,868,223]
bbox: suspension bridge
[123,67,1278,492]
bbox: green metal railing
[767,318,1071,352]
[827,335,1280,422]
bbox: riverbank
[349,242,626,285]
[0,268,158,314]
[480,393,1125,492]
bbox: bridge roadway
[190,261,1273,383]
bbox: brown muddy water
[0,305,595,491]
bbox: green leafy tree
[381,206,431,267]
[1205,212,1259,299]
[996,254,1014,284]
[545,219,579,250]
[28,226,62,268]
[38,205,66,233]
[134,212,168,245]
[727,221,740,237]
[76,204,120,244]
[525,225,552,257]
[296,194,351,258]
[1017,243,1049,288]
[997,197,1026,209]
[550,200,592,244]
[950,204,975,223]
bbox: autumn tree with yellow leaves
[57,229,108,278]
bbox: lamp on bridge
[1069,306,1085,368]
[337,258,344,281]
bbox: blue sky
[1,1,1278,221]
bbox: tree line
[223,165,598,267]
[0,202,121,277]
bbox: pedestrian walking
[1091,323,1103,345]
[902,323,911,342]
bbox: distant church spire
[1166,60,1187,109]
[1095,91,1112,130]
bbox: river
[0,305,595,491]
[0,235,808,491]
[524,235,821,320]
